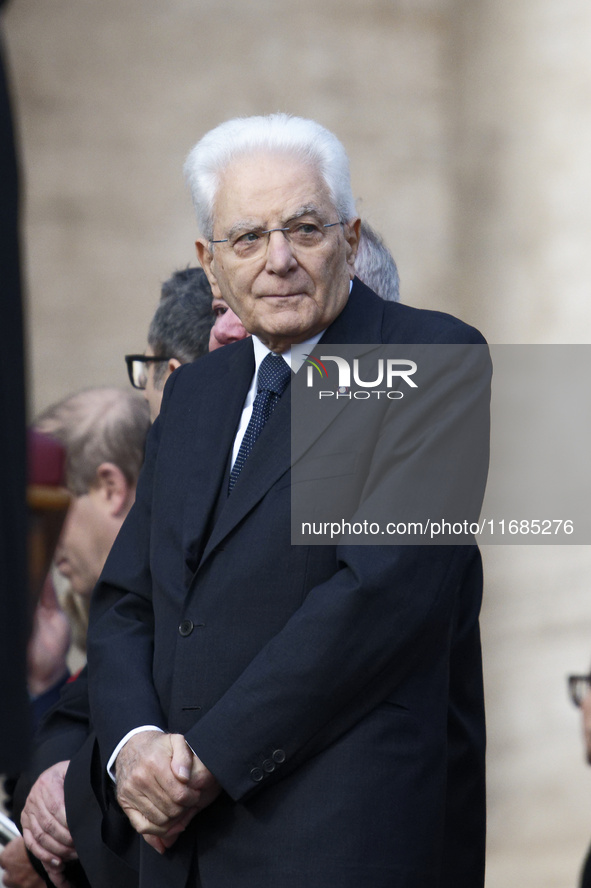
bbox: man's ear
[344,217,361,275]
[168,358,182,375]
[94,463,133,518]
[195,239,221,297]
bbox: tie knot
[257,352,291,396]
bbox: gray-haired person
[82,112,488,888]
[125,267,214,421]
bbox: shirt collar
[251,331,324,375]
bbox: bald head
[36,387,150,496]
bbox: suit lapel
[291,279,388,465]
[320,277,386,345]
[180,340,254,567]
[200,383,292,563]
[197,280,388,563]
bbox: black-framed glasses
[211,220,343,259]
[125,354,171,391]
[568,674,591,707]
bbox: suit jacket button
[179,619,194,637]
[272,749,286,764]
[250,767,264,782]
[262,759,275,773]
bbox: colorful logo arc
[304,356,329,378]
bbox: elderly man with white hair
[69,114,488,888]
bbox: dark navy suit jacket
[79,280,489,888]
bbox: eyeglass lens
[131,361,148,390]
[569,675,591,706]
[219,220,341,258]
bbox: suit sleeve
[86,392,170,768]
[11,668,90,827]
[28,668,90,774]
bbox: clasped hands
[114,731,221,854]
[20,731,219,888]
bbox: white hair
[183,113,357,240]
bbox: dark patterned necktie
[228,352,291,492]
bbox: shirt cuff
[107,725,164,782]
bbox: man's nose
[264,229,297,274]
[54,503,74,557]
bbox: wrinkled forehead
[212,150,335,230]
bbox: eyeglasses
[125,354,171,391]
[567,674,591,707]
[211,220,343,259]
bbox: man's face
[198,153,359,353]
[209,297,249,351]
[54,487,118,598]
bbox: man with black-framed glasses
[125,267,215,421]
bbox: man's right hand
[114,731,220,852]
[20,761,77,885]
[0,837,45,888]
